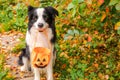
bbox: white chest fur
[26,28,53,53]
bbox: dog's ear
[45,6,58,18]
[28,6,35,20]
[28,5,34,12]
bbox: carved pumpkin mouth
[34,64,47,68]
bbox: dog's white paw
[34,76,40,80]
[34,78,40,80]
[47,76,53,80]
[20,66,28,71]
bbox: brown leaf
[93,63,99,68]
[61,64,67,69]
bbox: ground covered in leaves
[0,0,120,80]
[0,31,34,80]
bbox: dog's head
[28,6,58,31]
[31,47,51,68]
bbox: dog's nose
[38,23,43,28]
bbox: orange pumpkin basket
[31,47,51,68]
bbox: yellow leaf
[92,19,96,23]
[87,44,90,49]
[94,49,98,53]
[83,40,87,44]
[60,52,69,58]
[114,22,120,30]
[98,73,104,79]
[101,12,106,22]
[86,0,92,5]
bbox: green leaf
[117,29,120,34]
[72,0,78,4]
[79,3,86,14]
[67,30,74,35]
[73,29,79,35]
[115,2,120,10]
[64,34,69,40]
[78,0,84,3]
[93,43,98,48]
[110,77,115,80]
[0,72,7,80]
[109,0,119,6]
[67,3,75,10]
[72,0,84,5]
[68,0,84,10]
[72,8,76,17]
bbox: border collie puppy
[18,6,58,80]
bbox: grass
[0,0,120,80]
[0,54,14,80]
[12,38,25,53]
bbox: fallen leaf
[106,7,109,13]
[98,73,104,79]
[93,63,99,68]
[88,36,92,42]
[61,64,67,69]
[101,12,106,22]
[114,22,120,30]
[60,52,69,58]
[105,75,109,79]
[98,0,104,6]
[94,49,99,53]
[94,31,98,34]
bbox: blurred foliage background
[0,0,120,79]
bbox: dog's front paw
[20,66,28,71]
[47,76,53,80]
[34,79,39,80]
[34,77,40,80]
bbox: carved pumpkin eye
[37,58,40,62]
[43,58,46,62]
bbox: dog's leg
[20,56,29,71]
[34,68,40,80]
[53,51,56,66]
[52,44,56,66]
[18,48,29,71]
[47,60,53,80]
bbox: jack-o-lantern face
[31,47,51,68]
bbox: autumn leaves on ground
[0,0,120,80]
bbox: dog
[18,6,58,80]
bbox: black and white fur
[18,6,58,80]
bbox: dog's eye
[43,58,46,62]
[33,15,38,20]
[37,58,40,62]
[43,15,48,19]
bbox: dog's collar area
[38,26,49,32]
[39,30,44,32]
